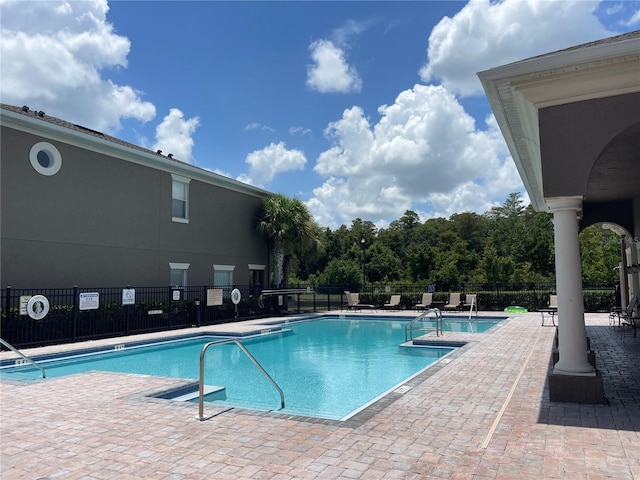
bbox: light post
[361,236,366,288]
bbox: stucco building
[1,103,271,290]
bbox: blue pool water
[0,316,502,419]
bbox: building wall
[1,126,268,288]
[539,92,640,198]
[539,92,640,236]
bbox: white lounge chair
[344,291,375,311]
[444,293,462,311]
[415,292,433,310]
[382,294,401,310]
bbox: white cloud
[331,19,371,45]
[0,0,155,132]
[308,84,521,228]
[243,142,307,187]
[306,40,362,93]
[605,3,623,15]
[315,106,374,176]
[626,9,640,26]
[244,122,275,133]
[289,126,312,137]
[419,0,613,97]
[152,109,200,163]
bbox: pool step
[411,339,466,347]
[155,384,225,402]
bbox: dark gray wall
[1,126,268,287]
[540,93,640,236]
[539,93,640,198]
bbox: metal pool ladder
[405,308,443,341]
[198,338,285,421]
[0,337,46,378]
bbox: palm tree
[257,194,321,288]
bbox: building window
[29,142,62,176]
[213,264,235,287]
[169,262,190,286]
[249,264,265,295]
[171,174,191,223]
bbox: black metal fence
[1,282,615,349]
[352,281,615,313]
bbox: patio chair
[414,292,433,310]
[344,291,356,310]
[609,305,623,326]
[620,296,639,338]
[444,292,462,311]
[344,291,375,311]
[382,294,402,310]
[539,294,558,326]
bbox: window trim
[171,174,191,223]
[29,141,62,176]
[169,262,190,287]
[213,264,235,287]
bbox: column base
[552,349,596,369]
[548,371,605,404]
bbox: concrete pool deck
[1,312,639,479]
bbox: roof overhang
[0,107,272,199]
[478,31,640,211]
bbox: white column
[546,196,595,376]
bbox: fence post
[199,285,206,327]
[73,286,79,342]
[326,286,331,312]
[4,286,11,338]
[194,298,201,327]
[125,285,130,335]
[168,286,172,330]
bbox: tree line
[258,192,622,290]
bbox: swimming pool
[0,316,502,420]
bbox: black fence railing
[348,281,615,314]
[1,282,616,349]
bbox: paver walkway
[1,312,639,479]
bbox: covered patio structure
[479,30,640,403]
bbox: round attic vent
[29,142,62,176]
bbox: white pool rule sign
[79,292,99,310]
[122,288,135,305]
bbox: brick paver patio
[1,312,639,479]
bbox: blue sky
[1,1,639,229]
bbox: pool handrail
[0,337,46,378]
[198,338,285,421]
[258,287,313,309]
[466,295,478,319]
[405,308,443,341]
